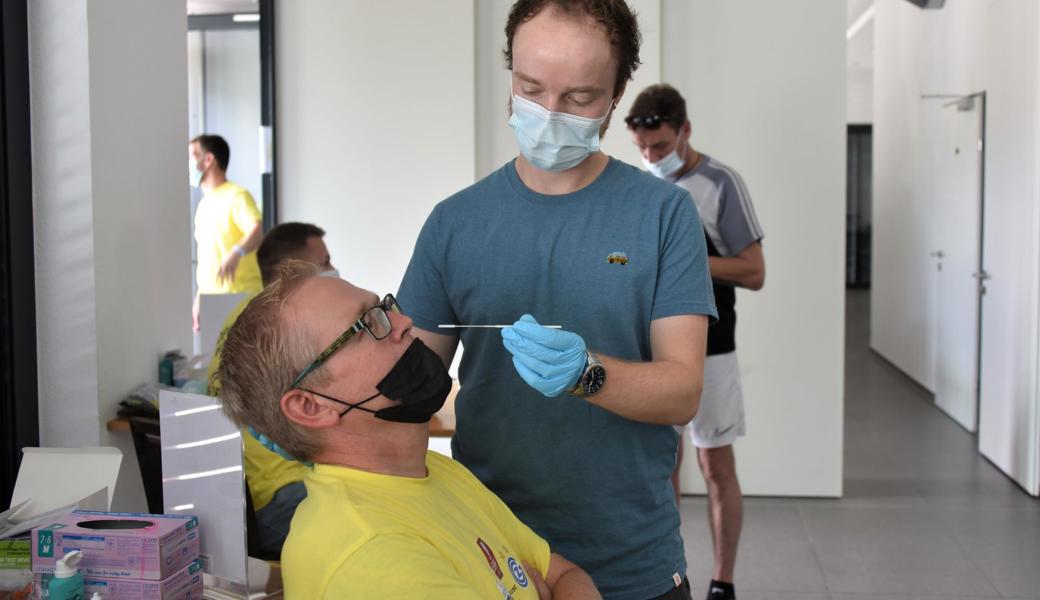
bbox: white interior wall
[975,0,1040,497]
[870,1,936,390]
[188,32,205,139]
[663,0,846,496]
[29,0,100,450]
[202,29,262,210]
[846,0,874,124]
[847,67,873,124]
[276,1,475,299]
[29,0,192,511]
[187,31,205,293]
[475,1,517,180]
[872,0,1040,495]
[1035,1,1040,496]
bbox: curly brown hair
[504,0,641,98]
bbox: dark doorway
[847,124,872,288]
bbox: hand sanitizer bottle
[47,550,84,600]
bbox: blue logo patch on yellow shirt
[507,557,528,588]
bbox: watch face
[583,365,606,395]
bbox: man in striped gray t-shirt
[627,84,766,600]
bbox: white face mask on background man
[189,158,205,188]
[508,92,614,172]
[642,135,688,180]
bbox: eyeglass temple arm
[289,323,363,389]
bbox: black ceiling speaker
[905,0,946,8]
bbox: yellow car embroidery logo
[607,252,629,265]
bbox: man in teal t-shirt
[398,2,716,599]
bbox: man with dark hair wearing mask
[398,1,716,598]
[189,134,263,331]
[214,263,600,598]
[206,221,337,558]
[628,83,765,600]
[255,222,336,283]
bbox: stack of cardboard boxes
[30,511,202,600]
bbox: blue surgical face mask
[319,268,340,279]
[189,159,205,188]
[508,93,614,172]
[642,135,688,180]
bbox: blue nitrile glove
[247,426,313,467]
[501,314,587,398]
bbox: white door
[928,97,983,432]
[977,93,1040,495]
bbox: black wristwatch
[570,352,606,397]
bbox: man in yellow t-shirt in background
[207,222,336,558]
[190,134,264,331]
[213,263,599,599]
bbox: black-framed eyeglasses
[289,294,401,389]
[624,114,676,130]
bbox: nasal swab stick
[438,324,562,329]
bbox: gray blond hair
[212,260,331,460]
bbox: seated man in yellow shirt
[207,222,335,558]
[190,134,264,331]
[213,263,599,599]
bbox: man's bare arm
[583,314,708,425]
[540,552,600,599]
[708,242,765,290]
[217,222,264,285]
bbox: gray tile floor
[679,289,1040,600]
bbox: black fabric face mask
[303,338,451,424]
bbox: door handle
[929,250,945,259]
[972,271,991,281]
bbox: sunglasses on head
[624,114,677,130]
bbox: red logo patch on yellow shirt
[476,538,503,578]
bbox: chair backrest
[243,477,279,562]
[127,416,164,515]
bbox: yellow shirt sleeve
[230,188,261,235]
[325,534,487,600]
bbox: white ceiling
[847,0,875,69]
[187,0,258,16]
